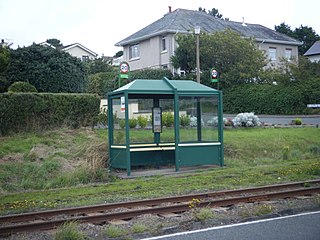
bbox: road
[143,211,320,240]
[224,114,320,126]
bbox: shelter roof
[110,78,219,96]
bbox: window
[82,55,89,62]
[268,47,276,61]
[129,44,140,59]
[285,48,292,60]
[162,64,168,69]
[161,36,167,52]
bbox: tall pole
[196,34,200,83]
[195,26,201,83]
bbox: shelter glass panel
[112,97,126,145]
[160,99,175,142]
[129,98,154,143]
[201,96,219,141]
[179,97,198,142]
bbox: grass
[54,221,85,240]
[0,127,319,215]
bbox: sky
[1,0,319,57]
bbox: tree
[85,57,114,75]
[171,29,267,89]
[294,25,320,55]
[114,50,123,58]
[5,44,88,93]
[46,38,63,49]
[0,45,10,92]
[275,23,320,55]
[274,23,295,38]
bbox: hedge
[0,93,100,135]
[223,79,320,114]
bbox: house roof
[115,8,302,47]
[304,40,320,56]
[110,78,219,96]
[62,43,98,57]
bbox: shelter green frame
[107,78,224,176]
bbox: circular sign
[211,69,218,79]
[120,62,129,74]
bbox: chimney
[168,6,172,13]
[242,17,247,26]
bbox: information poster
[152,107,162,133]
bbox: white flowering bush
[207,117,219,127]
[207,117,233,127]
[190,116,204,127]
[232,112,261,127]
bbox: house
[40,42,98,61]
[115,8,302,74]
[62,43,98,61]
[304,40,320,62]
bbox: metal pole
[196,34,200,83]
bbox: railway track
[1,179,319,235]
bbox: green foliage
[129,118,137,128]
[8,81,38,93]
[132,223,148,233]
[87,71,118,97]
[129,68,173,81]
[275,23,320,55]
[198,7,226,19]
[193,207,214,223]
[172,29,266,89]
[93,112,108,126]
[293,118,302,125]
[105,225,127,238]
[0,46,10,92]
[162,112,174,127]
[137,115,148,128]
[180,114,190,126]
[54,221,85,240]
[0,93,100,135]
[5,44,88,93]
[46,38,63,49]
[85,57,114,74]
[119,119,125,129]
[224,75,320,114]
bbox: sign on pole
[211,68,219,83]
[119,61,130,79]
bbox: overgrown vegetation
[0,93,100,135]
[0,127,319,215]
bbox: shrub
[137,115,148,128]
[292,118,302,125]
[180,114,190,126]
[8,81,38,93]
[162,112,174,127]
[232,112,261,127]
[119,119,125,129]
[0,93,100,135]
[129,118,137,128]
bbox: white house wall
[259,42,299,68]
[64,46,96,60]
[307,55,320,63]
[126,35,174,71]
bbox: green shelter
[107,78,224,176]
